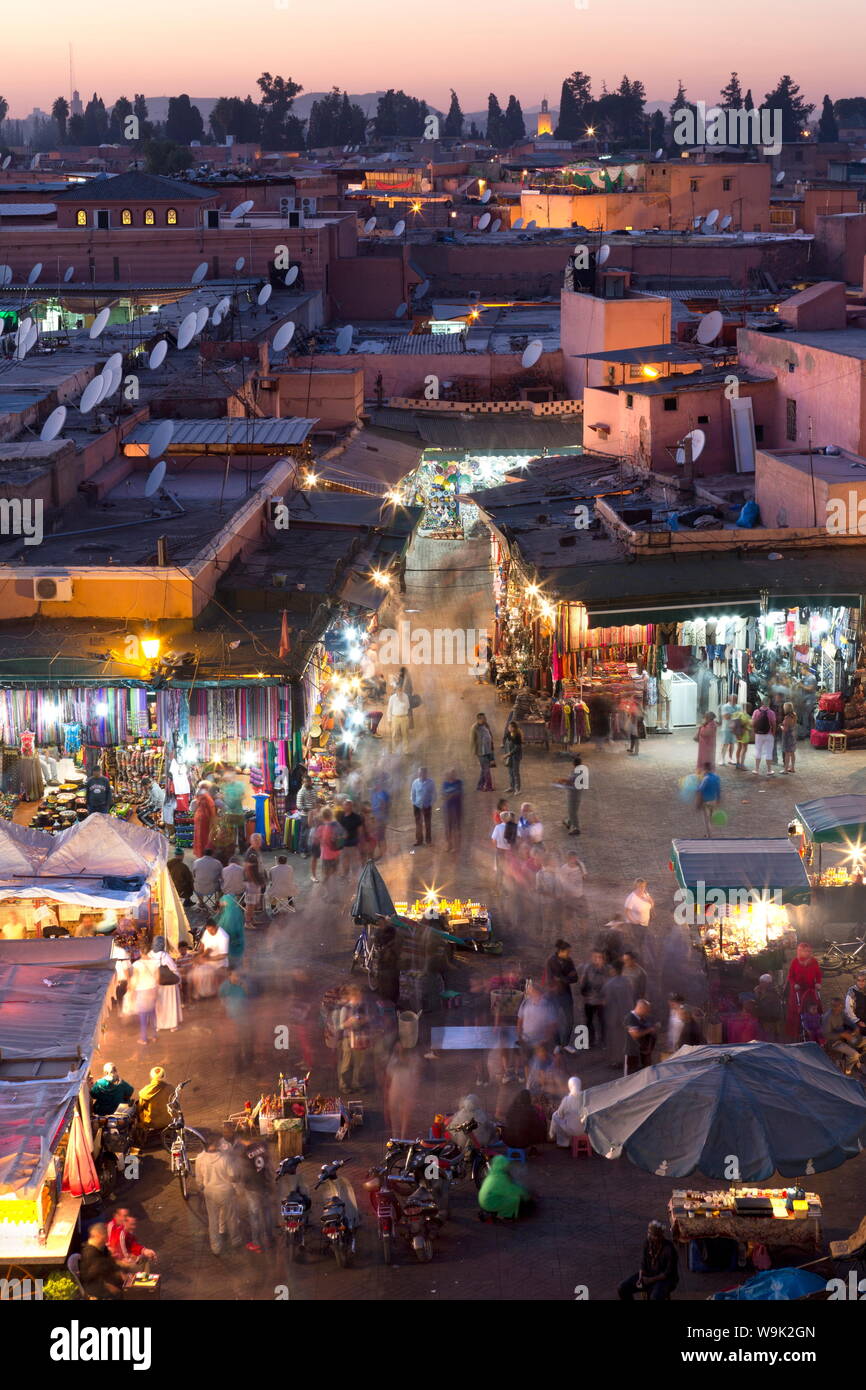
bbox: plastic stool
[504,1146,526,1163]
[571,1134,592,1158]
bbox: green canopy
[671,838,811,904]
[794,797,866,847]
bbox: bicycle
[351,921,374,976]
[161,1079,207,1200]
[818,930,866,976]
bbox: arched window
[76,209,86,226]
[121,208,132,226]
[166,207,177,226]
[144,208,155,226]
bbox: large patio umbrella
[580,1042,866,1180]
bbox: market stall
[790,796,866,933]
[669,1188,823,1259]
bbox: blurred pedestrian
[602,961,635,1068]
[694,711,718,772]
[195,1137,242,1256]
[219,968,253,1066]
[442,769,463,852]
[410,766,435,846]
[579,949,610,1047]
[383,1043,421,1137]
[502,721,523,794]
[128,946,160,1045]
[338,985,373,1091]
[471,712,495,791]
[544,938,577,1051]
[625,999,658,1074]
[621,949,648,1003]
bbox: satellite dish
[195,306,209,333]
[284,265,299,286]
[40,405,67,442]
[27,262,43,285]
[597,244,610,266]
[675,428,707,465]
[16,317,33,344]
[775,170,786,184]
[1,155,10,169]
[94,370,112,404]
[191,261,208,285]
[395,302,408,318]
[478,212,491,230]
[25,321,38,351]
[177,311,197,350]
[392,219,406,237]
[105,351,123,374]
[148,340,168,370]
[230,199,254,219]
[0,265,12,287]
[215,295,231,318]
[522,339,543,369]
[63,265,75,282]
[654,148,664,159]
[257,284,272,306]
[696,310,723,345]
[704,208,719,228]
[525,219,537,230]
[335,324,353,355]
[491,218,501,232]
[89,307,110,339]
[363,216,377,233]
[720,214,732,230]
[272,321,295,352]
[102,363,122,398]
[212,310,223,327]
[480,189,491,204]
[234,256,245,271]
[144,459,167,497]
[413,279,430,298]
[79,377,104,414]
[513,217,524,230]
[148,420,174,461]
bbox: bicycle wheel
[819,955,846,976]
[183,1126,207,1159]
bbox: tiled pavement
[93,536,866,1300]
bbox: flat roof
[755,326,866,359]
[125,418,317,448]
[762,448,866,483]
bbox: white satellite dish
[335,324,353,355]
[79,377,104,414]
[230,199,254,219]
[392,219,406,237]
[1,155,10,169]
[478,212,491,230]
[363,216,377,233]
[696,310,723,345]
[480,189,491,204]
[522,338,543,369]
[103,363,122,398]
[195,307,209,334]
[234,256,245,271]
[525,219,537,230]
[491,218,501,232]
[675,428,707,465]
[63,265,75,283]
[16,317,33,343]
[257,284,272,306]
[413,279,430,298]
[144,459,167,497]
[284,265,299,286]
[25,321,38,350]
[654,148,664,159]
[704,208,719,228]
[720,214,733,230]
[148,340,168,370]
[105,351,122,374]
[775,170,786,184]
[148,420,174,461]
[513,217,524,230]
[272,321,295,352]
[177,312,197,350]
[40,405,67,442]
[191,262,208,286]
[89,307,110,339]
[215,296,231,318]
[27,262,43,285]
[0,265,12,287]
[597,244,611,266]
[395,302,408,318]
[212,310,223,327]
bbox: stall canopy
[0,820,54,875]
[671,838,811,904]
[794,797,866,846]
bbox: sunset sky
[3,0,864,117]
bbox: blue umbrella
[581,1042,866,1180]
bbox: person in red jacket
[785,941,823,1039]
[106,1209,156,1271]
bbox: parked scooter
[384,1135,462,1215]
[448,1117,505,1191]
[275,1155,312,1262]
[315,1158,359,1267]
[366,1158,443,1263]
[96,1103,138,1195]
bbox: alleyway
[95,534,866,1300]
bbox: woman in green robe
[217,893,245,966]
[478,1154,533,1220]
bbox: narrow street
[94,534,866,1300]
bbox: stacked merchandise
[113,740,164,799]
[31,782,88,834]
[843,690,866,750]
[0,791,19,820]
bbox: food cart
[669,1187,823,1263]
[670,839,808,982]
[791,796,866,935]
[392,895,497,954]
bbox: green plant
[42,1270,79,1300]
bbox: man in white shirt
[558,852,587,917]
[268,855,296,910]
[193,849,223,901]
[491,812,516,887]
[387,688,411,751]
[221,857,245,896]
[199,921,230,964]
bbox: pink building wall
[738,327,866,454]
[561,286,670,396]
[280,347,564,400]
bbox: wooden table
[669,1190,823,1255]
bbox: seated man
[192,848,223,904]
[823,997,866,1075]
[619,1220,679,1301]
[221,856,245,898]
[107,1208,157,1271]
[268,854,296,909]
[79,1223,124,1300]
[90,1062,134,1118]
[167,848,194,907]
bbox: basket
[273,1117,304,1158]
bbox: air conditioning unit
[279,197,296,217]
[30,576,72,602]
[300,197,317,216]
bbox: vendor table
[431,1025,517,1050]
[0,1191,81,1267]
[669,1189,822,1254]
[514,719,549,751]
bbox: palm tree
[52,96,69,143]
[0,95,8,132]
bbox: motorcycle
[315,1158,358,1268]
[383,1135,463,1215]
[96,1102,138,1195]
[366,1158,443,1263]
[275,1155,312,1262]
[447,1117,505,1191]
[364,1162,401,1265]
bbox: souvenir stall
[790,796,866,931]
[401,449,572,539]
[490,543,554,702]
[548,602,648,744]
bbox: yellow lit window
[144,208,155,226]
[166,208,177,226]
[121,208,132,226]
[76,209,86,226]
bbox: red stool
[571,1134,592,1158]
